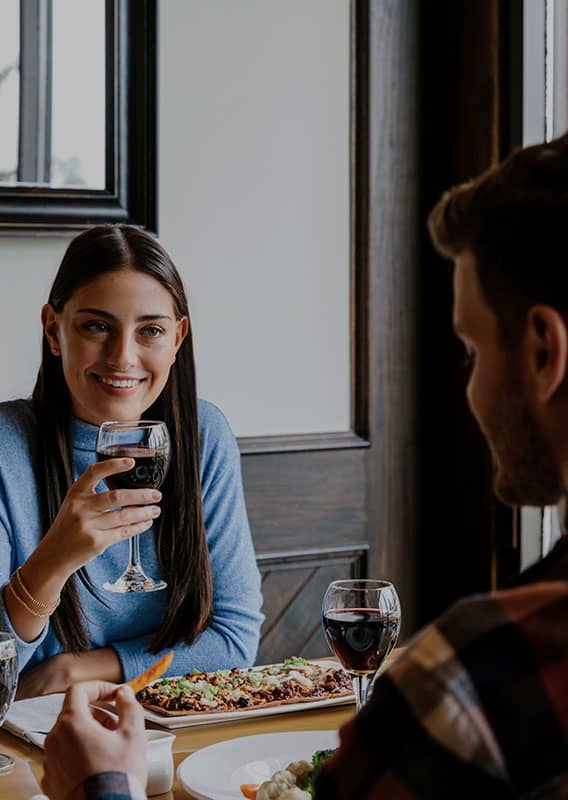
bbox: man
[315,133,568,798]
[44,133,568,798]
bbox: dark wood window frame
[0,0,157,235]
[238,1,370,457]
[244,0,422,660]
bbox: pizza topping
[136,659,352,716]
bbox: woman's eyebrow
[75,307,172,321]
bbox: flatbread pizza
[134,657,352,716]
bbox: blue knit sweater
[0,399,264,679]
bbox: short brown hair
[427,131,568,343]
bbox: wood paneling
[416,0,519,625]
[241,0,520,657]
[257,549,366,664]
[241,0,422,660]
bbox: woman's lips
[93,374,146,394]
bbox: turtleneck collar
[72,416,100,452]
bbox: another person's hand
[41,680,147,800]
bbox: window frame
[0,0,157,235]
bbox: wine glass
[96,420,170,593]
[0,633,17,774]
[322,579,401,712]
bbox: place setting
[174,578,401,800]
[0,578,401,799]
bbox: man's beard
[484,385,564,507]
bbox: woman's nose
[105,332,137,370]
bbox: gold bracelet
[6,580,52,619]
[13,567,60,613]
[10,567,61,617]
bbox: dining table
[0,649,402,799]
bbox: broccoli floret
[311,750,335,770]
[304,749,336,795]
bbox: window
[0,0,156,234]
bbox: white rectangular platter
[142,659,354,730]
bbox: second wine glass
[97,419,170,593]
[0,633,17,774]
[322,579,401,712]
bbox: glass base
[351,671,375,713]
[0,754,15,774]
[103,567,167,593]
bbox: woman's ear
[173,316,189,362]
[41,304,61,356]
[525,305,568,402]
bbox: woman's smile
[92,373,147,395]
[42,269,188,425]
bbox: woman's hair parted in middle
[33,224,213,653]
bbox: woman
[0,224,263,698]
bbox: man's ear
[41,304,60,356]
[525,305,568,402]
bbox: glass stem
[128,534,142,573]
[351,673,373,713]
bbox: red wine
[323,607,400,673]
[98,446,169,490]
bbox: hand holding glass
[322,579,401,712]
[96,420,170,593]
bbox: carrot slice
[126,650,174,693]
[240,785,258,800]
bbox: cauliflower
[286,761,312,782]
[257,778,293,800]
[277,789,311,800]
[248,750,335,800]
[256,760,313,800]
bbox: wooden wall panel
[240,0,422,659]
[257,549,366,664]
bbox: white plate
[177,729,339,800]
[143,660,354,729]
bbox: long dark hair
[32,224,212,653]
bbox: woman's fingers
[94,503,161,531]
[89,486,162,512]
[74,458,135,493]
[115,518,155,540]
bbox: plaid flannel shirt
[315,536,568,799]
[68,772,146,800]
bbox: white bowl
[146,729,176,796]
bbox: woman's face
[42,269,188,426]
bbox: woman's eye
[141,325,164,338]
[84,321,110,334]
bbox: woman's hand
[40,457,162,576]
[15,647,123,699]
[4,458,162,644]
[42,681,147,800]
[15,652,75,699]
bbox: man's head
[428,132,568,507]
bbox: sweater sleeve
[0,488,50,670]
[111,402,264,680]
